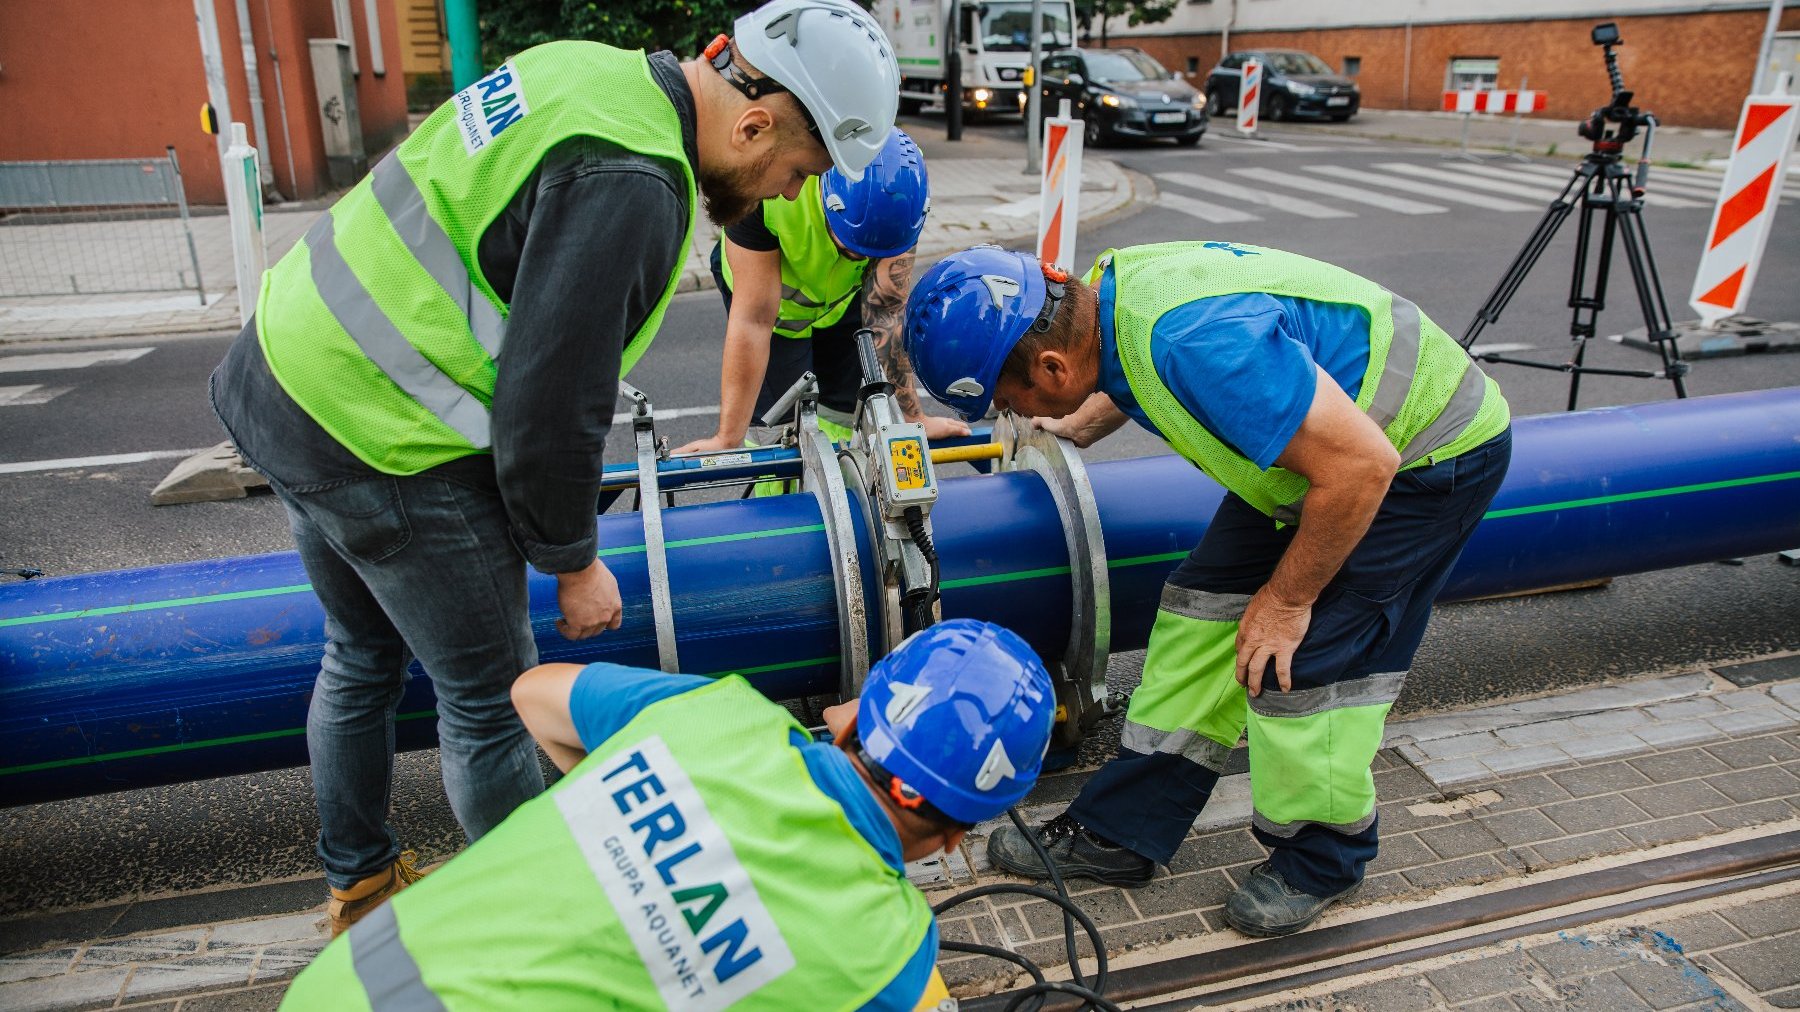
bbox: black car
[1037,47,1207,147]
[1205,50,1360,122]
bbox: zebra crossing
[1147,154,1743,225]
[0,347,152,408]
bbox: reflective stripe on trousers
[349,902,446,1011]
[304,155,505,449]
[1122,584,1405,838]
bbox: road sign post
[1237,59,1261,136]
[1037,99,1083,268]
[1689,74,1800,326]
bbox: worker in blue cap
[280,618,1054,1010]
[902,241,1512,937]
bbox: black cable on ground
[931,875,1119,1011]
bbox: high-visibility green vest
[281,676,933,1012]
[257,43,696,475]
[1098,242,1508,521]
[721,176,869,340]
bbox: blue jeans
[1069,429,1513,895]
[273,475,546,889]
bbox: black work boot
[986,812,1155,887]
[1222,861,1360,937]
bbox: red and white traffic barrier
[1441,90,1547,114]
[1689,75,1800,325]
[1237,59,1261,135]
[1037,99,1085,268]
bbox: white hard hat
[732,0,900,182]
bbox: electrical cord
[902,505,940,632]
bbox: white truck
[873,0,1076,117]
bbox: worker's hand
[1031,393,1128,448]
[555,559,623,640]
[674,433,744,455]
[1031,414,1093,446]
[919,414,972,441]
[1235,586,1312,697]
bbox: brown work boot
[326,850,426,936]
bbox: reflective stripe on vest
[368,157,506,359]
[304,209,493,448]
[349,902,445,1012]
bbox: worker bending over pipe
[905,241,1513,937]
[278,619,1054,1011]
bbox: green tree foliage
[479,0,755,66]
[1075,0,1177,47]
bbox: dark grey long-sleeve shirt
[211,51,697,575]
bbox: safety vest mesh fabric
[282,677,930,1012]
[722,176,869,340]
[257,42,695,475]
[1095,242,1508,518]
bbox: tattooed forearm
[863,252,920,417]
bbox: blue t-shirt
[569,663,938,1012]
[1095,266,1372,469]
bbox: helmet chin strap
[704,34,821,140]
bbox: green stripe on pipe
[939,551,1192,590]
[0,524,829,629]
[1481,470,1800,519]
[0,710,439,777]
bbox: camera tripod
[1459,23,1689,410]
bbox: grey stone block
[1542,794,1650,835]
[1718,891,1800,939]
[1616,957,1735,1010]
[1169,828,1265,873]
[1646,697,1729,721]
[119,961,253,1004]
[1622,814,1718,849]
[1549,761,1654,798]
[1705,798,1797,830]
[1364,832,1438,876]
[1705,735,1800,769]
[204,913,325,951]
[1637,720,1729,749]
[0,966,129,1011]
[1019,886,1140,936]
[1375,765,1441,802]
[1483,774,1576,813]
[170,983,290,1012]
[1453,997,1520,1012]
[1496,721,1575,747]
[1402,854,1509,891]
[1711,932,1800,990]
[1772,682,1800,708]
[1420,732,1506,760]
[1320,976,1444,1011]
[1482,745,1573,777]
[1571,708,1654,733]
[1713,689,1783,710]
[1528,932,1641,976]
[75,932,206,967]
[1425,952,1532,1002]
[1560,733,1649,762]
[1651,912,1746,951]
[1421,757,1493,787]
[1624,780,1734,819]
[1354,872,1416,905]
[1418,820,1505,860]
[1125,871,1234,920]
[0,949,78,985]
[1769,985,1800,1009]
[1707,764,1800,803]
[1479,808,1564,846]
[1630,749,1732,784]
[1708,708,1800,737]
[1514,970,1670,1012]
[1528,830,1631,867]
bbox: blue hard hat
[857,619,1055,826]
[903,245,1049,422]
[821,128,930,260]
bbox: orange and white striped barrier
[1440,90,1547,114]
[1237,59,1261,135]
[1037,99,1085,267]
[1689,75,1800,326]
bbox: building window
[1448,57,1500,92]
[1187,56,1200,73]
[1343,56,1361,77]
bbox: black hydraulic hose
[903,505,941,631]
[931,875,1116,1011]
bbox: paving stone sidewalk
[2,659,1795,1010]
[0,156,1135,344]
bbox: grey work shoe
[1222,861,1360,937]
[986,812,1156,887]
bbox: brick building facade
[1107,2,1800,130]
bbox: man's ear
[1038,349,1075,387]
[736,105,777,150]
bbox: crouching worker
[280,618,1055,1010]
[904,242,1512,937]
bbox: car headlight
[1191,92,1206,108]
[1100,93,1136,109]
[1288,82,1316,96]
[973,88,993,102]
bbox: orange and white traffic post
[1237,59,1261,136]
[1037,99,1085,268]
[1689,74,1800,326]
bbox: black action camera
[1575,22,1647,149]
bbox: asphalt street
[2,117,1798,918]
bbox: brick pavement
[1,660,1795,1010]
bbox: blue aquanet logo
[456,63,531,155]
[1203,241,1259,257]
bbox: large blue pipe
[4,389,1798,806]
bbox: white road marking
[0,385,74,406]
[1205,134,1312,151]
[1303,165,1538,211]
[1506,161,1726,202]
[1154,189,1261,223]
[0,348,154,374]
[1158,171,1355,219]
[1227,166,1447,214]
[1379,162,1576,202]
[0,406,726,474]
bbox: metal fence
[0,148,206,302]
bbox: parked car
[1038,47,1207,147]
[1205,49,1360,122]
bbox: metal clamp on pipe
[780,374,872,698]
[620,382,680,674]
[996,411,1113,746]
